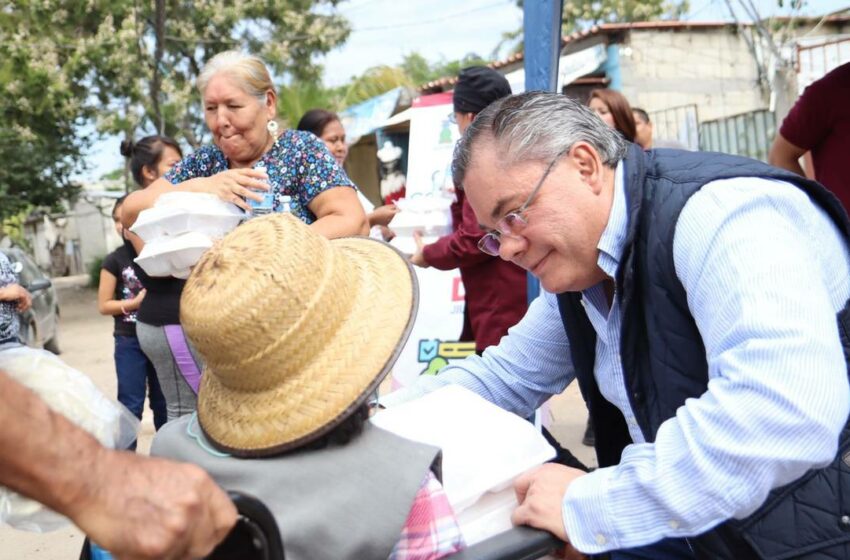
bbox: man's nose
[498,234,527,263]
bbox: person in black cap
[410,66,528,357]
[450,66,512,131]
[410,67,588,471]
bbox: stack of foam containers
[131,192,246,278]
[371,385,556,545]
[388,193,455,254]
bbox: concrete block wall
[619,28,768,122]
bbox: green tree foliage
[332,52,493,110]
[0,1,351,220]
[0,5,87,222]
[400,52,491,87]
[277,81,347,129]
[72,0,352,147]
[1,208,35,250]
[342,66,414,105]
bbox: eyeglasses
[477,152,564,257]
[448,112,457,124]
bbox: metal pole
[523,0,563,302]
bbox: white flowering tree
[0,1,350,218]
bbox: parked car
[0,247,60,353]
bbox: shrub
[88,255,104,289]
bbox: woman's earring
[267,120,279,138]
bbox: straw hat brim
[197,236,418,458]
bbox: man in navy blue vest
[384,91,850,559]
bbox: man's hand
[70,450,237,560]
[513,463,587,543]
[0,284,32,312]
[409,231,429,268]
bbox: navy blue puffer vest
[556,144,850,559]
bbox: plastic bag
[0,346,139,532]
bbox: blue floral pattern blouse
[164,130,354,224]
[0,252,21,344]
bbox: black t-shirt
[126,240,186,326]
[102,245,144,337]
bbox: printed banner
[405,100,461,197]
[393,266,474,388]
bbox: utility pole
[522,0,563,302]
[151,0,165,134]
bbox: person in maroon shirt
[770,62,850,213]
[410,67,527,354]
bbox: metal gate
[698,109,777,162]
[648,104,699,151]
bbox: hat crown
[181,214,356,391]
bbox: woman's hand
[409,231,429,268]
[0,284,32,312]
[368,204,399,228]
[123,171,269,232]
[191,169,270,211]
[127,289,147,312]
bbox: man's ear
[569,142,604,194]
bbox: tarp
[382,107,414,129]
[339,87,404,143]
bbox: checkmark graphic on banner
[419,339,439,361]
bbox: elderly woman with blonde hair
[121,51,368,420]
[122,50,368,240]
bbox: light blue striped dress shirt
[384,162,850,553]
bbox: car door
[8,249,54,347]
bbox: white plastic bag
[0,346,139,532]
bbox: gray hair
[197,50,275,101]
[452,91,627,189]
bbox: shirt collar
[595,160,628,279]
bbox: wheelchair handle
[446,525,564,560]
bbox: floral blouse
[165,130,354,224]
[0,252,21,344]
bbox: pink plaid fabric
[389,471,465,559]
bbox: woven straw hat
[180,213,417,457]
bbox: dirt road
[0,280,593,559]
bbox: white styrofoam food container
[388,195,454,254]
[134,231,214,279]
[370,385,555,544]
[130,192,245,242]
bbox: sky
[319,0,524,87]
[79,0,848,182]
